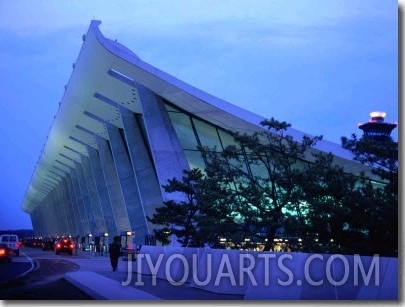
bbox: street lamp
[102,233,108,255]
[124,231,134,248]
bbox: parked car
[0,243,12,263]
[0,234,21,256]
[55,238,74,255]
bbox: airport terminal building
[21,21,373,245]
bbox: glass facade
[165,102,235,172]
[164,101,303,179]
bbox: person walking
[109,235,122,271]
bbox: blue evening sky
[0,1,399,230]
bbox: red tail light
[70,244,74,249]
[57,243,61,248]
[0,249,5,256]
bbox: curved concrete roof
[22,20,358,213]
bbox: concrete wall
[132,246,398,300]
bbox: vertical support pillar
[105,122,147,245]
[95,136,131,234]
[137,85,190,201]
[54,185,70,236]
[65,173,85,236]
[81,155,107,235]
[87,145,118,236]
[120,107,164,232]
[59,182,74,236]
[61,176,80,236]
[74,161,97,236]
[69,167,91,235]
[49,189,63,236]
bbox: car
[24,238,43,248]
[55,238,74,255]
[42,238,56,251]
[0,234,21,256]
[0,243,12,263]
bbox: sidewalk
[64,252,243,301]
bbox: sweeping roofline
[22,20,356,213]
[90,20,353,158]
[97,21,355,159]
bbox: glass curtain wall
[164,103,241,172]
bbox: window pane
[218,129,240,150]
[184,150,207,171]
[250,160,268,179]
[193,118,222,150]
[168,112,199,150]
[164,103,178,112]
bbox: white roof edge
[91,20,355,160]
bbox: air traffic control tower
[358,111,397,142]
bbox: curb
[64,271,161,300]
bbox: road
[0,246,93,300]
[1,246,244,301]
[0,253,33,286]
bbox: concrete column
[87,145,118,236]
[48,170,70,236]
[120,107,164,233]
[53,186,70,236]
[137,85,190,201]
[74,161,97,236]
[95,135,131,234]
[64,173,85,236]
[42,199,52,236]
[49,189,64,236]
[105,122,147,245]
[42,198,50,236]
[58,183,73,236]
[69,167,91,235]
[61,176,80,236]
[81,155,107,235]
[48,195,59,236]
